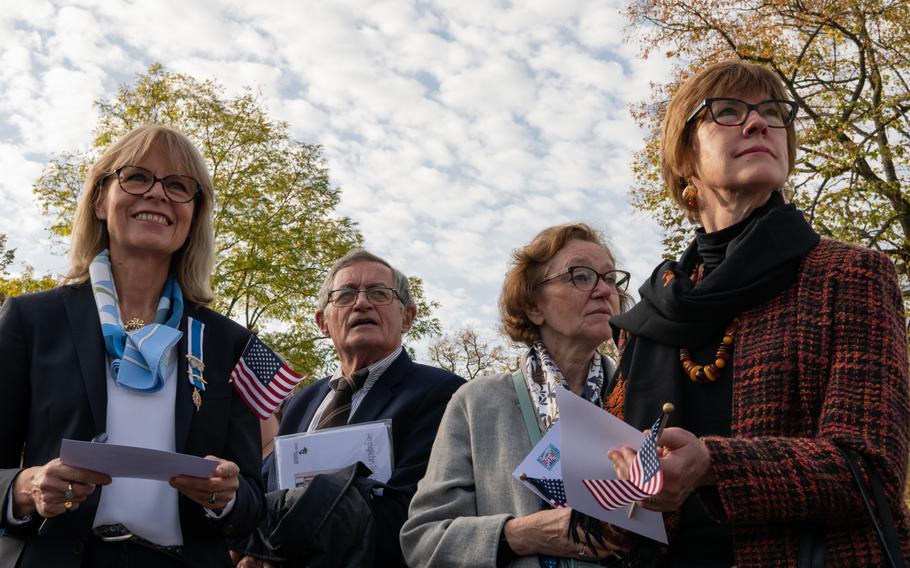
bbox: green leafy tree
[0,234,58,307]
[30,64,441,375]
[0,234,15,278]
[626,0,910,303]
[0,266,59,307]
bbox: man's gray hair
[317,248,415,310]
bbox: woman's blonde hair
[661,60,797,217]
[500,223,632,347]
[65,124,216,305]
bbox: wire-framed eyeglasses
[686,98,798,128]
[110,165,201,203]
[537,266,631,293]
[328,287,401,307]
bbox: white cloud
[0,143,66,274]
[0,0,674,353]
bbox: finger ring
[577,544,586,557]
[64,500,73,510]
[63,482,74,501]
[208,492,216,504]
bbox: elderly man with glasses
[231,249,464,568]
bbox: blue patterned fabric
[523,340,605,431]
[89,250,184,392]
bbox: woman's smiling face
[94,144,196,261]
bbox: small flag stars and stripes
[230,335,304,419]
[524,476,568,508]
[582,415,664,511]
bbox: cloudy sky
[0,0,673,348]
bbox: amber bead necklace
[679,262,738,384]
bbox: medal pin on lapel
[186,354,207,412]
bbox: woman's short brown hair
[65,124,216,305]
[499,223,632,346]
[661,60,797,216]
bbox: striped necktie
[316,368,370,430]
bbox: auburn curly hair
[499,223,631,346]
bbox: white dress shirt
[306,346,403,432]
[92,350,183,546]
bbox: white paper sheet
[556,388,668,543]
[273,419,393,490]
[60,439,218,481]
[511,421,564,504]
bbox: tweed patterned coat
[607,239,910,567]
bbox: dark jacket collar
[62,284,107,434]
[62,283,197,450]
[349,349,412,422]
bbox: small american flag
[230,335,304,419]
[524,476,568,508]
[583,416,664,511]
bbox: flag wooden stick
[627,402,674,518]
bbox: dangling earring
[682,184,698,208]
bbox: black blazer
[0,283,264,568]
[265,350,464,566]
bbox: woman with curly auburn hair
[402,223,635,567]
[0,125,264,568]
[607,60,909,567]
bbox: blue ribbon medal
[186,317,206,411]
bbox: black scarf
[610,192,819,431]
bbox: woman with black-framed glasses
[606,60,909,566]
[0,125,264,568]
[403,223,638,567]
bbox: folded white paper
[60,439,217,481]
[512,421,565,505]
[557,388,667,543]
[274,419,393,490]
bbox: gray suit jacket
[400,371,541,568]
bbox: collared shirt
[92,350,183,546]
[306,345,403,432]
[5,339,232,533]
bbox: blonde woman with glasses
[0,125,264,568]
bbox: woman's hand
[608,426,714,511]
[230,551,275,568]
[170,455,240,512]
[503,508,623,560]
[11,458,111,519]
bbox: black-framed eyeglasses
[685,98,798,128]
[537,266,631,293]
[110,165,201,203]
[328,287,401,307]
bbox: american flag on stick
[230,334,304,419]
[582,415,664,511]
[522,475,568,508]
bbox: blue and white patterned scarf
[523,340,604,432]
[89,250,184,393]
